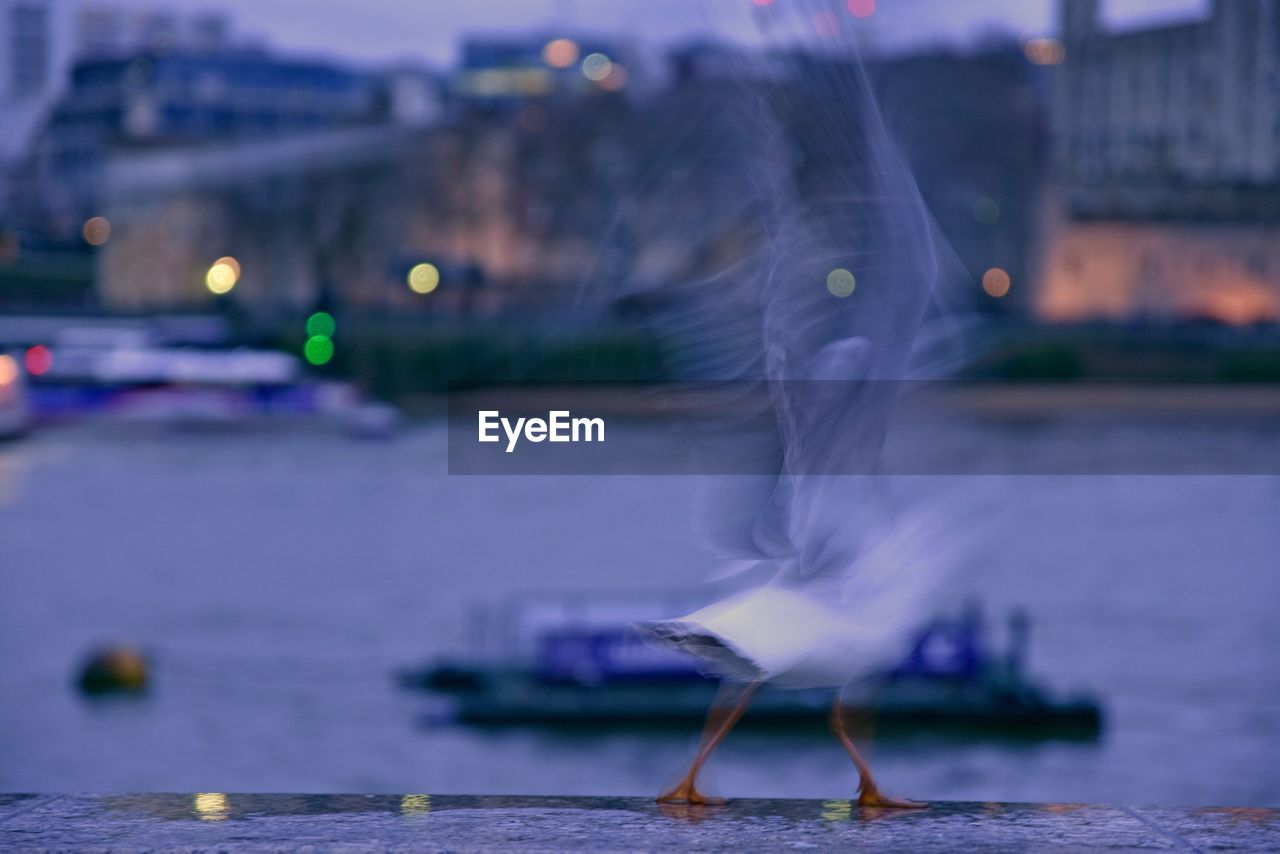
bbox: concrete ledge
[2,794,1277,851]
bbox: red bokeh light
[24,345,53,376]
[848,0,876,18]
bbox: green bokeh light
[826,268,856,298]
[304,335,334,366]
[306,311,335,338]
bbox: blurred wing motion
[638,4,978,687]
[645,492,989,687]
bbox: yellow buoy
[77,645,149,695]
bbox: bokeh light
[1024,38,1066,66]
[408,262,440,294]
[581,53,612,82]
[599,63,629,92]
[0,354,17,386]
[82,216,111,246]
[24,345,52,376]
[306,311,336,338]
[542,38,579,69]
[304,335,334,366]
[983,267,1012,298]
[826,268,857,298]
[848,0,876,18]
[205,256,240,295]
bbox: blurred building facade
[1039,0,1280,323]
[0,4,448,312]
[452,34,637,111]
[0,0,72,202]
[89,39,1043,323]
[1055,0,1278,189]
[870,44,1047,315]
[92,89,732,319]
[18,49,378,232]
[1,2,228,209]
[75,4,232,57]
[2,0,54,99]
[97,125,413,314]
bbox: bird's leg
[657,680,761,805]
[829,699,925,809]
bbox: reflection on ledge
[2,794,1275,850]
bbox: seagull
[643,497,974,808]
[632,4,972,808]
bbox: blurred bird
[633,1,973,808]
[644,501,972,808]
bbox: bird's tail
[636,620,763,683]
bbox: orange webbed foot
[857,785,926,810]
[656,782,727,806]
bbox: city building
[1055,0,1279,190]
[1,2,231,182]
[2,0,54,99]
[91,86,755,319]
[17,46,379,233]
[75,4,232,58]
[96,124,415,316]
[0,0,74,207]
[867,42,1049,314]
[668,38,1050,314]
[87,37,1053,322]
[1038,0,1280,323]
[452,34,636,110]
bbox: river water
[1,415,1277,806]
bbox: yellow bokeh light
[194,792,229,821]
[205,256,240,295]
[581,53,612,82]
[982,267,1012,298]
[408,262,440,294]
[82,216,111,246]
[826,268,856,298]
[216,255,240,278]
[542,38,579,69]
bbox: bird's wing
[633,15,948,582]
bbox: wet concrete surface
[2,794,1277,851]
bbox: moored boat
[400,596,1104,739]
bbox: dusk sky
[110,0,1209,67]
